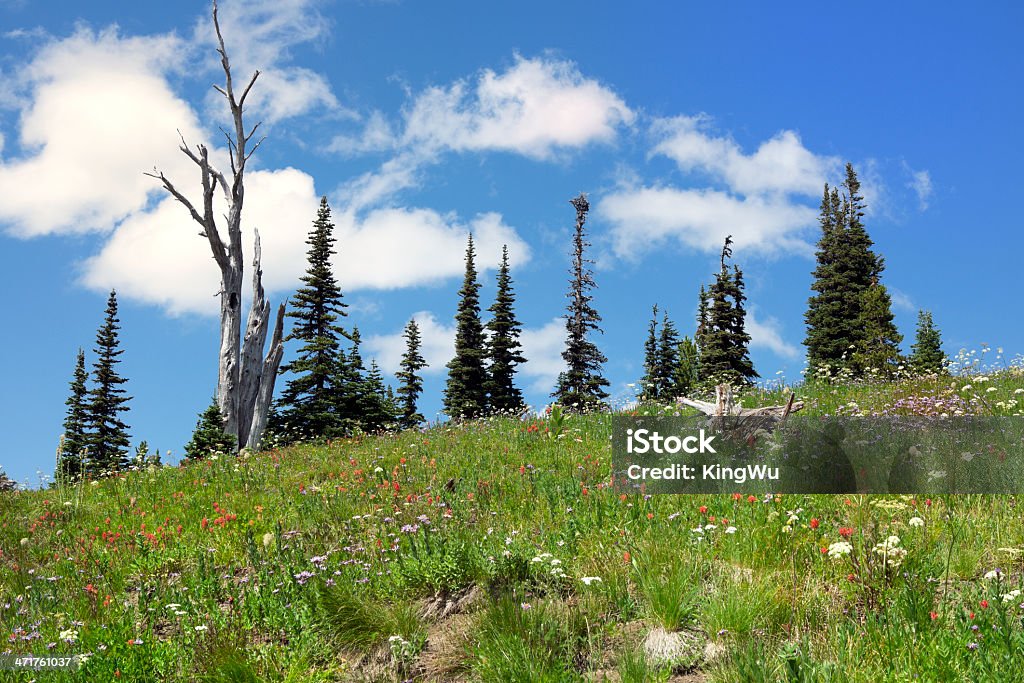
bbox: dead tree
[677,384,804,443]
[147,1,284,450]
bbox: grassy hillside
[2,370,1024,682]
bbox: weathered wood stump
[676,384,803,443]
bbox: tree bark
[146,1,281,450]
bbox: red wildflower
[810,518,820,530]
[201,518,209,530]
[623,551,631,564]
[747,495,756,503]
[930,611,938,620]
[699,505,708,514]
[980,600,989,609]
[839,527,853,538]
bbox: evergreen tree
[910,310,945,374]
[850,282,904,376]
[486,245,527,412]
[653,310,680,398]
[184,398,237,460]
[444,235,489,419]
[360,361,394,432]
[554,193,609,409]
[396,319,427,429]
[277,197,347,438]
[672,337,700,397]
[698,237,757,386]
[57,349,90,482]
[86,290,132,475]
[334,327,368,434]
[805,164,897,378]
[641,305,660,399]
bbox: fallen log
[676,384,803,444]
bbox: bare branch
[239,70,260,109]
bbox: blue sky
[1,0,1021,485]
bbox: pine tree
[641,305,660,399]
[554,193,609,410]
[277,197,347,438]
[360,361,394,432]
[486,245,526,413]
[57,349,90,482]
[86,290,132,475]
[396,319,427,429]
[184,398,236,460]
[805,164,897,378]
[672,337,700,397]
[334,327,368,434]
[444,235,489,419]
[698,237,757,386]
[910,310,945,374]
[653,310,680,398]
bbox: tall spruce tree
[360,361,395,432]
[396,319,427,428]
[698,237,757,386]
[86,290,131,475]
[805,164,897,378]
[57,349,90,482]
[277,197,347,438]
[653,310,680,398]
[554,193,609,409]
[672,337,700,397]
[486,245,526,412]
[335,327,368,434]
[444,235,489,419]
[641,305,660,399]
[910,310,945,374]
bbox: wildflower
[930,611,938,620]
[699,505,708,514]
[623,551,631,564]
[1001,589,1021,604]
[19,538,28,547]
[725,526,737,534]
[908,517,925,528]
[984,569,1004,581]
[980,600,989,609]
[194,625,208,632]
[810,518,820,530]
[828,541,853,558]
[262,532,274,549]
[520,602,531,610]
[580,576,602,586]
[839,527,854,538]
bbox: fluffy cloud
[746,309,800,360]
[599,186,818,259]
[651,116,839,197]
[902,162,933,211]
[519,318,567,394]
[0,28,201,237]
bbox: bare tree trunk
[147,1,283,450]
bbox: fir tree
[444,235,489,419]
[57,349,90,482]
[486,245,526,413]
[672,337,700,397]
[86,290,132,475]
[805,165,896,378]
[554,193,609,410]
[277,197,347,438]
[396,319,427,429]
[360,361,394,432]
[698,237,757,386]
[641,305,660,399]
[653,310,680,398]
[334,327,368,435]
[184,398,236,460]
[910,310,945,374]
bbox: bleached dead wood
[676,384,803,443]
[146,1,283,450]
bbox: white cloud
[651,115,839,197]
[599,186,818,259]
[191,0,342,124]
[0,28,200,237]
[888,287,916,313]
[902,161,933,211]
[746,309,799,360]
[332,209,530,291]
[519,318,567,394]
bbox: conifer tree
[184,398,236,460]
[360,361,395,432]
[641,305,660,399]
[444,235,489,419]
[277,197,347,438]
[554,193,609,409]
[805,164,897,378]
[672,337,700,397]
[910,310,945,374]
[654,310,680,398]
[486,245,526,412]
[334,327,368,434]
[57,349,90,482]
[396,319,427,429]
[86,291,131,475]
[698,237,757,386]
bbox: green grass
[2,368,1024,681]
